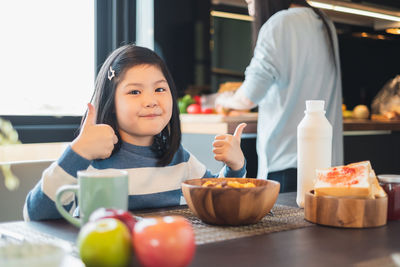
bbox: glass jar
[378,175,400,220]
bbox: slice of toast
[370,169,387,198]
[315,161,372,198]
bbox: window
[0,0,94,116]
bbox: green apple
[77,218,131,267]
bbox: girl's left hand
[212,123,247,171]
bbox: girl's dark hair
[85,44,181,166]
[252,0,335,62]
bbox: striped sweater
[24,141,246,221]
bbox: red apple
[201,107,214,114]
[193,95,201,105]
[186,103,201,114]
[132,216,195,267]
[89,208,137,233]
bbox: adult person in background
[215,0,343,192]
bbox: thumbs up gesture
[212,123,247,171]
[71,103,118,160]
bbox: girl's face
[114,64,173,146]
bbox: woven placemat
[136,204,314,245]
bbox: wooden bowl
[304,190,387,228]
[181,178,280,225]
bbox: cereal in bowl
[202,180,255,188]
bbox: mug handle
[55,185,81,228]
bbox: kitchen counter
[181,113,400,177]
[343,118,400,131]
[180,113,258,135]
[180,114,400,134]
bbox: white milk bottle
[296,100,332,208]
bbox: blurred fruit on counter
[353,105,370,119]
[179,94,216,114]
[343,110,353,119]
[186,103,202,114]
[178,94,195,114]
[342,103,349,118]
[193,95,201,105]
[342,104,370,119]
[201,107,214,114]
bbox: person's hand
[215,90,256,113]
[212,123,247,171]
[214,92,234,115]
[215,104,230,116]
[71,103,118,160]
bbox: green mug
[55,169,129,227]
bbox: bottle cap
[306,100,325,112]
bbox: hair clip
[108,66,115,81]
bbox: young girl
[24,44,247,221]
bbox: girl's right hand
[71,103,118,160]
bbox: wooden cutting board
[304,190,387,228]
[180,113,258,123]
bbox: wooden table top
[1,192,399,267]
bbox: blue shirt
[237,7,343,178]
[24,142,246,221]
